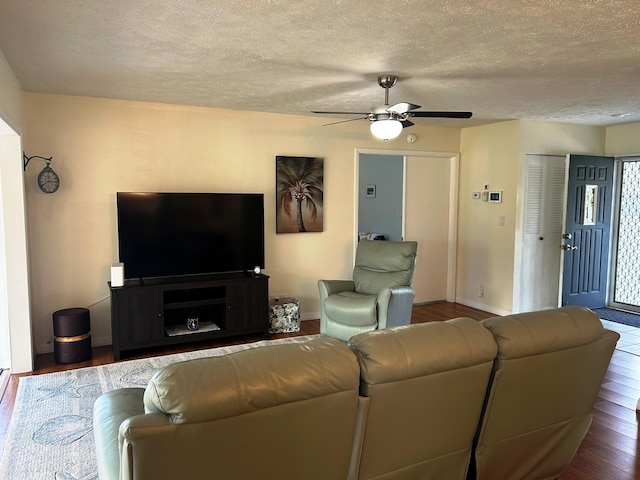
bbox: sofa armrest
[118,412,175,480]
[377,286,415,329]
[93,388,145,480]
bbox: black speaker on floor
[53,307,92,364]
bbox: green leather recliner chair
[318,239,418,342]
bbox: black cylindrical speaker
[53,307,92,363]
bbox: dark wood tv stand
[109,272,269,360]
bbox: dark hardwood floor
[0,302,638,479]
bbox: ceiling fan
[312,75,472,141]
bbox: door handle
[562,233,572,240]
[560,244,577,251]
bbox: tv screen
[116,192,265,280]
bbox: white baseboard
[300,312,319,322]
[36,343,53,355]
[455,297,512,317]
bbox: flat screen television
[116,192,265,280]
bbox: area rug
[0,335,317,480]
[593,307,640,328]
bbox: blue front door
[561,155,615,308]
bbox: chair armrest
[318,280,356,333]
[93,388,145,480]
[318,279,355,299]
[377,286,415,329]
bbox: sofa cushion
[143,336,359,424]
[348,317,498,480]
[350,317,497,387]
[324,291,378,327]
[481,305,607,359]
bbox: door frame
[354,148,460,302]
[0,124,34,373]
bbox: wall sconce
[23,151,61,194]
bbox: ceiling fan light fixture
[370,119,403,141]
[312,74,472,135]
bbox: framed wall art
[276,156,324,233]
[365,185,376,198]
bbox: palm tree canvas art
[276,156,324,233]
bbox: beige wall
[513,120,606,312]
[458,119,608,316]
[518,119,605,155]
[0,49,22,134]
[20,90,640,356]
[605,123,640,156]
[458,121,520,314]
[22,92,461,352]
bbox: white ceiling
[1,0,639,129]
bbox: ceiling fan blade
[401,120,415,128]
[312,110,369,115]
[409,111,473,118]
[387,102,421,114]
[321,116,368,126]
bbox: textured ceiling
[1,0,639,128]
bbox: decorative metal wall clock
[23,152,61,194]
[37,162,60,193]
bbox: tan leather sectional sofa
[93,306,619,480]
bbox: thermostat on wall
[488,191,503,203]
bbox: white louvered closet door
[520,154,567,311]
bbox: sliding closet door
[405,155,456,303]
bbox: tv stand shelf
[109,272,269,360]
[164,298,226,310]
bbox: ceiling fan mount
[377,74,397,90]
[312,74,472,140]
